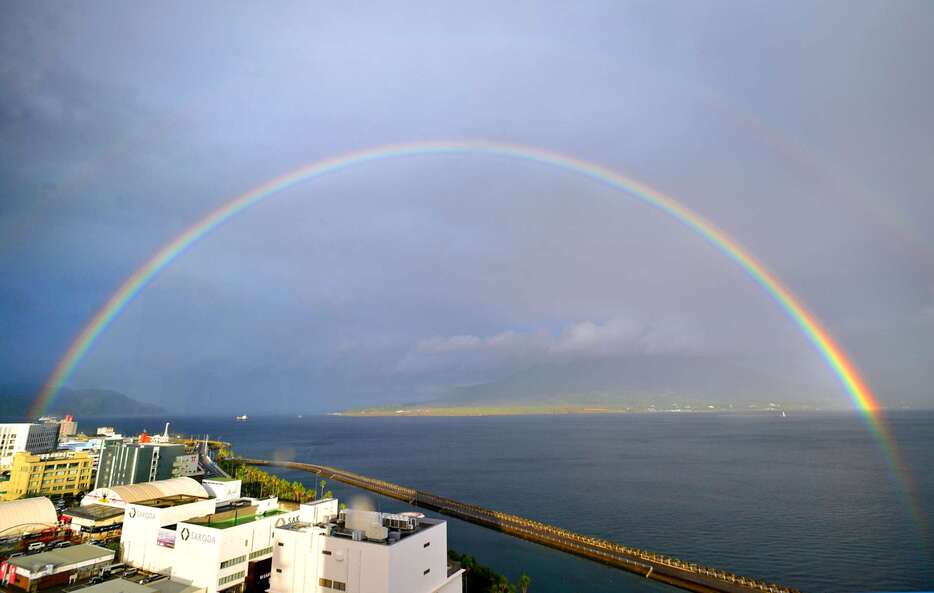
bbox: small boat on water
[235,415,249,422]
[781,411,787,418]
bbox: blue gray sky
[2,1,933,413]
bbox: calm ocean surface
[105,412,933,592]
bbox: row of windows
[318,578,346,591]
[218,571,245,586]
[249,547,273,560]
[219,555,246,569]
[29,476,86,483]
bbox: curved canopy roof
[82,477,207,507]
[0,497,58,536]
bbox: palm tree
[518,574,530,593]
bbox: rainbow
[31,139,925,529]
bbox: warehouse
[2,543,114,591]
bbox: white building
[269,500,463,593]
[118,491,295,593]
[0,423,59,468]
[171,498,297,593]
[120,494,217,574]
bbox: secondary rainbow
[31,139,924,530]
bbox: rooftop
[70,579,153,593]
[63,504,125,521]
[192,509,286,530]
[279,510,441,546]
[134,495,207,509]
[70,578,203,593]
[9,543,114,573]
[147,579,205,593]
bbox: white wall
[298,498,338,525]
[172,509,299,593]
[120,499,216,574]
[201,480,242,503]
[269,515,458,593]
[386,522,446,593]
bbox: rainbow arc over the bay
[32,139,925,530]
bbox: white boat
[781,411,787,418]
[235,415,249,421]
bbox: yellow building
[2,450,94,501]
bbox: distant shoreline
[337,405,818,417]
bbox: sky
[1,1,933,413]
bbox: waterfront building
[0,424,59,469]
[1,451,94,501]
[1,543,114,590]
[82,476,208,508]
[269,499,463,593]
[94,440,200,490]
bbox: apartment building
[0,424,59,469]
[1,451,94,501]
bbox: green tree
[518,574,530,593]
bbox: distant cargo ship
[235,415,249,421]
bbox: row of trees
[448,550,531,593]
[217,455,327,502]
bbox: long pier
[242,459,801,593]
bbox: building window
[321,550,332,555]
[277,542,284,547]
[218,571,245,586]
[275,569,282,574]
[332,582,346,592]
[423,569,431,575]
[249,547,273,560]
[423,541,430,548]
[318,578,333,588]
[219,555,246,569]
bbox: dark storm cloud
[1,0,932,412]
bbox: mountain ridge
[0,384,164,419]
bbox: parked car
[53,541,72,549]
[88,576,104,585]
[27,542,45,551]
